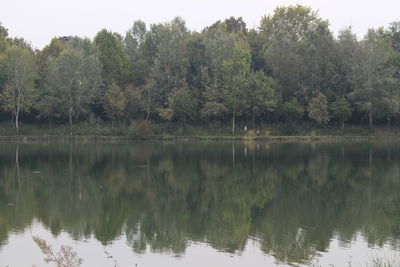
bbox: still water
[0,142,399,266]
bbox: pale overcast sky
[1,0,399,49]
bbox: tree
[350,28,395,129]
[261,5,324,102]
[173,89,197,123]
[388,21,400,52]
[104,83,127,126]
[94,29,128,86]
[124,20,148,86]
[330,97,352,130]
[36,38,65,128]
[0,46,37,134]
[260,5,322,44]
[248,71,277,129]
[300,21,337,100]
[224,17,247,35]
[222,42,251,134]
[0,22,8,54]
[335,27,360,97]
[308,92,330,125]
[281,98,304,122]
[46,38,102,135]
[139,17,190,122]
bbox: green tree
[308,92,330,125]
[261,5,324,102]
[330,97,352,130]
[0,46,37,134]
[248,71,277,129]
[222,42,251,134]
[281,98,304,122]
[173,89,197,123]
[36,38,65,128]
[94,29,128,86]
[388,21,400,52]
[104,83,127,125]
[335,27,360,97]
[301,21,337,100]
[125,20,148,86]
[46,38,102,134]
[260,5,322,44]
[350,28,395,128]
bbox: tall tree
[46,38,102,134]
[139,17,190,121]
[350,28,395,128]
[36,38,65,127]
[94,29,128,86]
[261,5,324,102]
[248,71,277,129]
[0,46,37,134]
[222,42,251,134]
[300,21,337,100]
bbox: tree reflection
[0,142,400,264]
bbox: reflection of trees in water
[0,142,400,264]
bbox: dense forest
[0,5,400,135]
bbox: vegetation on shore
[0,5,400,136]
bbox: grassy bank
[1,121,400,142]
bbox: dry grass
[33,236,82,267]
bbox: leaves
[308,92,330,125]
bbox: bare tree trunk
[15,112,19,135]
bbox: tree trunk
[146,102,150,122]
[48,117,52,130]
[232,111,235,135]
[341,117,344,131]
[15,112,19,135]
[69,112,73,136]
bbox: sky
[1,0,399,49]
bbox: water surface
[0,142,399,266]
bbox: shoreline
[1,134,400,143]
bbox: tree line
[0,5,400,135]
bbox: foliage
[0,45,37,133]
[330,96,352,129]
[281,98,304,121]
[104,83,127,123]
[0,8,399,133]
[308,92,330,125]
[45,37,102,133]
[173,89,197,122]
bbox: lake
[0,142,399,266]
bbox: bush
[128,120,153,137]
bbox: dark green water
[0,142,399,266]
